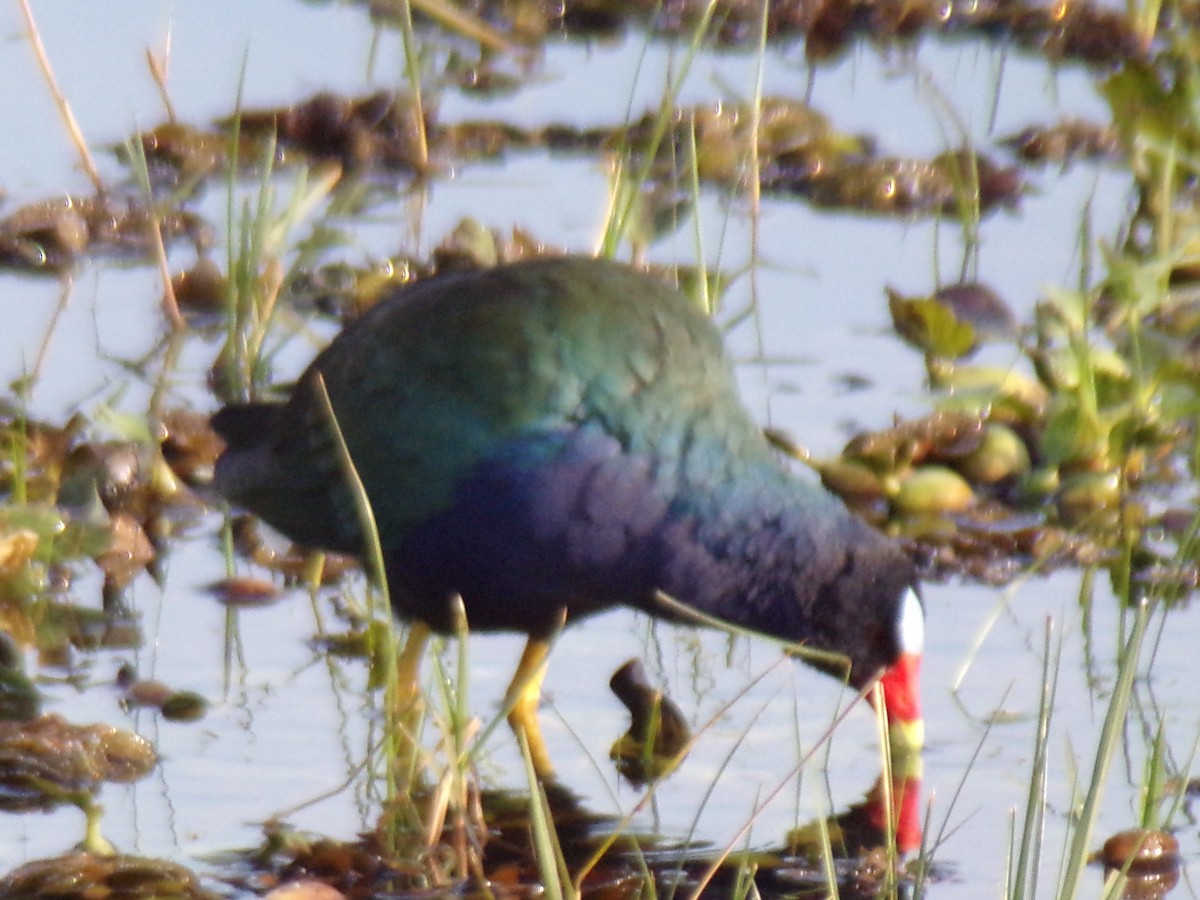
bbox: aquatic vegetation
[0,714,155,812]
[0,194,208,274]
[0,852,215,900]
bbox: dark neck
[650,473,910,687]
[653,486,825,639]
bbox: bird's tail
[210,403,283,450]
[210,401,362,553]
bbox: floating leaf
[816,458,889,504]
[206,576,282,607]
[933,282,1018,341]
[1056,470,1121,526]
[930,364,1050,418]
[160,692,208,722]
[1040,400,1108,469]
[893,466,976,516]
[887,289,977,359]
[955,424,1031,485]
[1103,62,1193,155]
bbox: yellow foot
[505,636,555,780]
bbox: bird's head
[785,555,924,754]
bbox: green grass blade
[1057,601,1152,899]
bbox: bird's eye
[896,586,924,655]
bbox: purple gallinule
[212,256,924,775]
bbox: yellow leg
[505,636,554,779]
[395,621,431,710]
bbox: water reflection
[221,751,926,899]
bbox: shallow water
[0,3,1195,897]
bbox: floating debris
[226,516,358,586]
[95,513,156,597]
[129,92,1023,219]
[401,0,1156,66]
[116,664,208,722]
[773,148,1023,216]
[842,410,988,472]
[3,590,142,663]
[793,405,1131,581]
[0,404,222,615]
[0,194,209,273]
[0,852,216,900]
[116,664,174,708]
[136,121,240,181]
[224,776,929,900]
[205,576,283,607]
[159,409,227,486]
[0,714,155,812]
[1000,117,1123,166]
[232,91,433,173]
[160,691,209,722]
[170,257,229,320]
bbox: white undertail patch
[896,586,924,655]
